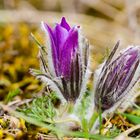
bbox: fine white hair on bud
[94,41,140,112]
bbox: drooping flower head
[94,42,140,111]
[31,17,90,103]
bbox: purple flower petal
[60,27,79,77]
[60,17,71,31]
[42,22,59,75]
[54,24,69,65]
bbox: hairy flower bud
[94,42,140,111]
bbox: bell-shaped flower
[31,17,90,103]
[94,42,140,112]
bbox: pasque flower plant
[30,18,140,133]
[31,17,90,103]
[94,42,140,112]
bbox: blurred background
[0,0,140,100]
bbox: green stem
[67,101,74,113]
[59,102,74,117]
[81,117,88,132]
[88,100,102,132]
[88,110,99,130]
[99,98,102,134]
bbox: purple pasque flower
[94,41,140,111]
[31,17,90,103]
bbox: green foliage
[123,113,140,124]
[89,111,98,130]
[4,88,20,104]
[11,110,114,140]
[18,93,57,123]
[75,90,92,132]
[105,125,121,137]
[131,109,140,116]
